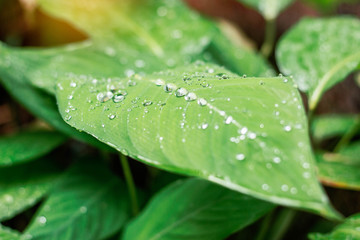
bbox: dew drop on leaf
[175,88,188,97]
[184,92,197,101]
[197,98,207,106]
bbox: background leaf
[309,213,360,240]
[0,159,60,221]
[276,17,360,110]
[23,160,130,240]
[235,0,295,20]
[0,130,66,167]
[56,62,338,218]
[123,178,274,240]
[316,142,360,190]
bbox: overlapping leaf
[0,225,20,240]
[309,214,360,240]
[23,160,130,240]
[0,159,60,221]
[123,178,274,240]
[56,62,339,218]
[0,130,66,167]
[236,0,294,20]
[276,17,360,110]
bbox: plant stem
[119,154,139,216]
[260,18,276,58]
[268,208,297,240]
[255,210,274,240]
[334,114,360,152]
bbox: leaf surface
[56,63,339,218]
[0,159,60,221]
[0,130,66,167]
[276,17,360,110]
[309,214,360,240]
[23,160,130,240]
[0,225,20,240]
[236,0,295,20]
[123,178,274,240]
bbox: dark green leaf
[0,225,20,240]
[55,63,339,219]
[0,130,66,167]
[276,17,360,110]
[23,160,130,240]
[0,159,61,221]
[309,214,360,240]
[123,178,274,240]
[311,115,360,141]
[235,0,294,20]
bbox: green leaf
[311,115,360,141]
[309,214,360,240]
[55,62,339,219]
[316,142,360,190]
[0,159,61,221]
[23,160,130,240]
[0,225,20,240]
[235,0,294,20]
[276,17,360,110]
[123,178,274,240]
[0,130,66,167]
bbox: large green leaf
[55,62,339,219]
[0,159,60,221]
[23,160,130,240]
[0,225,20,240]
[123,178,274,240]
[236,0,295,20]
[311,115,360,142]
[316,142,360,190]
[309,214,360,240]
[0,130,66,167]
[276,17,360,110]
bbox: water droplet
[281,184,289,191]
[201,123,208,129]
[154,78,165,86]
[128,79,137,86]
[225,116,233,124]
[236,154,245,161]
[284,125,292,132]
[113,94,125,103]
[143,100,153,106]
[290,187,298,194]
[262,184,269,191]
[197,98,207,106]
[135,59,145,68]
[302,162,310,169]
[79,206,87,213]
[184,92,197,101]
[4,194,13,203]
[259,124,264,128]
[175,88,188,97]
[283,78,288,83]
[239,127,248,134]
[70,82,77,88]
[108,114,116,120]
[68,95,73,100]
[65,115,72,121]
[303,172,310,179]
[216,73,229,79]
[273,157,281,164]
[164,83,177,92]
[248,132,257,139]
[38,216,47,225]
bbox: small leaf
[123,178,274,240]
[276,17,360,110]
[23,160,130,240]
[316,142,360,190]
[311,115,360,141]
[0,130,66,167]
[236,0,295,20]
[0,159,60,221]
[309,213,360,240]
[56,63,339,219]
[0,225,20,240]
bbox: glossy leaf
[0,225,20,240]
[56,63,339,219]
[311,115,360,141]
[309,214,360,240]
[0,159,60,221]
[316,142,360,190]
[276,17,360,110]
[23,160,130,240]
[0,130,66,167]
[236,0,295,20]
[123,178,274,240]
